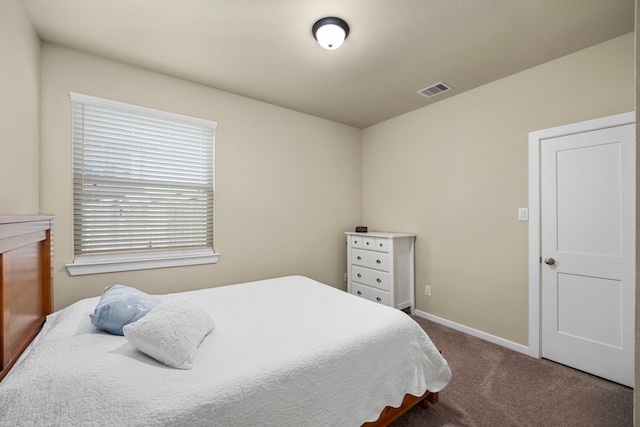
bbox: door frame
[527,111,635,359]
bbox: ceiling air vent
[417,82,452,98]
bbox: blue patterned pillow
[90,285,161,335]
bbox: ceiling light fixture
[312,17,349,50]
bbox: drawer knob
[357,291,362,295]
[376,259,381,264]
[376,278,381,283]
[357,273,362,278]
[376,297,381,302]
[357,256,362,260]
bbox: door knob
[544,258,555,265]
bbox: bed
[0,216,451,426]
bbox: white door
[540,122,635,387]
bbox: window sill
[65,250,220,276]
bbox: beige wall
[362,33,635,345]
[40,45,362,310]
[0,0,40,214]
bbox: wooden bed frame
[364,390,439,426]
[0,215,437,425]
[0,216,54,382]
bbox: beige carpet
[390,317,633,427]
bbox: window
[66,92,218,276]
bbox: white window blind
[69,93,217,272]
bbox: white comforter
[0,276,451,426]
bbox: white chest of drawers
[345,231,416,313]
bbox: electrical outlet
[424,285,432,296]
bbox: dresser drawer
[351,248,389,271]
[374,238,389,252]
[349,235,364,248]
[362,237,376,250]
[352,265,389,291]
[351,283,389,305]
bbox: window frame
[65,92,219,276]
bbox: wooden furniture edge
[362,390,439,427]
[0,216,54,382]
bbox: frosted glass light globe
[315,23,346,50]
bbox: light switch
[518,208,529,221]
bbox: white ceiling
[22,0,635,128]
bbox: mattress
[0,275,451,426]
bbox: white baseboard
[414,309,532,356]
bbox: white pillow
[123,298,215,369]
